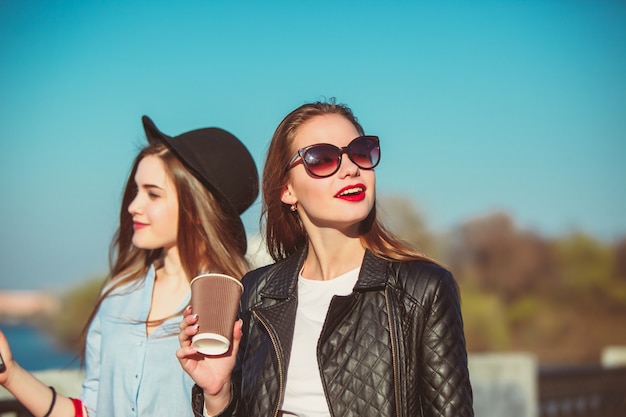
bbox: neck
[303,230,365,281]
[157,246,187,284]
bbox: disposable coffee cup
[190,273,243,355]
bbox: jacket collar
[354,249,388,291]
[260,247,388,300]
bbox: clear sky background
[1,0,624,291]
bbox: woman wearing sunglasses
[178,100,473,417]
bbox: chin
[132,238,155,250]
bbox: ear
[280,183,297,206]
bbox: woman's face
[128,155,179,250]
[281,114,376,234]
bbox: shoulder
[239,263,281,309]
[240,253,303,306]
[241,262,277,289]
[242,250,303,286]
[387,259,458,302]
[392,259,452,282]
[100,268,151,302]
[242,262,276,281]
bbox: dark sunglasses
[286,135,381,178]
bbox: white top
[280,267,360,417]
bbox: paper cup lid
[192,333,231,356]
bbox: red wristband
[70,397,84,417]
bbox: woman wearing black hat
[0,116,258,417]
[178,100,473,417]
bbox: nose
[128,193,141,216]
[338,153,359,178]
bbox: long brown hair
[79,142,250,359]
[262,99,435,264]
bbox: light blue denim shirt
[81,265,194,416]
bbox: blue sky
[1,0,624,291]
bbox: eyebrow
[136,182,165,191]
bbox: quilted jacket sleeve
[418,266,473,416]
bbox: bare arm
[0,330,88,417]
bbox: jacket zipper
[253,311,284,417]
[385,289,402,417]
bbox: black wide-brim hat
[142,115,259,254]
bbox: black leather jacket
[192,249,473,416]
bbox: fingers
[176,310,200,367]
[228,320,243,357]
[179,325,197,345]
[176,344,200,360]
[179,307,198,329]
[179,306,199,348]
[0,329,13,362]
[233,319,243,340]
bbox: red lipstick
[335,184,366,201]
[133,221,148,230]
